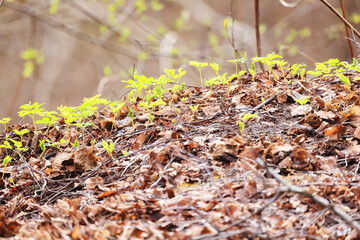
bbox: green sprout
[227,57,247,75]
[337,73,351,92]
[70,139,80,150]
[47,139,67,153]
[128,107,135,128]
[102,140,115,160]
[18,102,45,132]
[248,63,256,82]
[2,156,12,179]
[189,61,209,89]
[13,129,29,140]
[38,139,47,159]
[238,113,258,135]
[0,118,11,132]
[108,100,126,131]
[190,105,199,119]
[295,96,310,116]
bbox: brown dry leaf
[341,106,360,127]
[277,91,288,103]
[279,157,293,169]
[317,156,337,171]
[324,125,345,140]
[314,110,336,120]
[293,147,310,162]
[212,136,247,160]
[239,146,262,160]
[154,106,178,116]
[340,144,360,157]
[315,96,325,109]
[201,105,220,117]
[74,148,99,171]
[97,190,117,199]
[71,225,81,240]
[0,214,21,238]
[51,152,75,171]
[354,127,360,139]
[132,132,150,150]
[291,105,312,116]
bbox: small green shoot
[102,140,115,160]
[39,139,47,159]
[70,139,80,150]
[238,113,258,136]
[18,102,45,132]
[0,118,11,132]
[190,105,199,119]
[337,73,351,92]
[128,107,135,128]
[227,57,247,75]
[13,129,29,140]
[189,61,209,89]
[2,156,12,179]
[295,96,310,116]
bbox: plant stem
[254,0,264,72]
[339,0,354,59]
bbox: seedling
[0,117,11,132]
[337,73,351,92]
[35,110,60,133]
[108,100,126,131]
[38,139,47,159]
[102,139,115,160]
[128,107,135,128]
[47,139,67,153]
[18,102,46,132]
[13,129,29,140]
[295,96,310,116]
[2,156,12,179]
[70,139,80,150]
[238,113,258,136]
[190,105,199,119]
[189,61,209,89]
[248,63,256,82]
[227,57,247,75]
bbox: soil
[1,68,360,239]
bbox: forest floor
[1,66,360,239]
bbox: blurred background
[0,0,360,122]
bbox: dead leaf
[201,105,220,117]
[51,152,74,171]
[74,148,99,171]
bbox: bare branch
[339,0,355,59]
[320,0,360,40]
[254,0,264,71]
[3,1,137,59]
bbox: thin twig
[339,0,354,59]
[320,0,360,40]
[251,89,286,111]
[255,156,360,233]
[3,1,137,59]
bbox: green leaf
[103,66,112,76]
[49,0,59,15]
[23,61,35,78]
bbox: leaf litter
[1,66,360,239]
